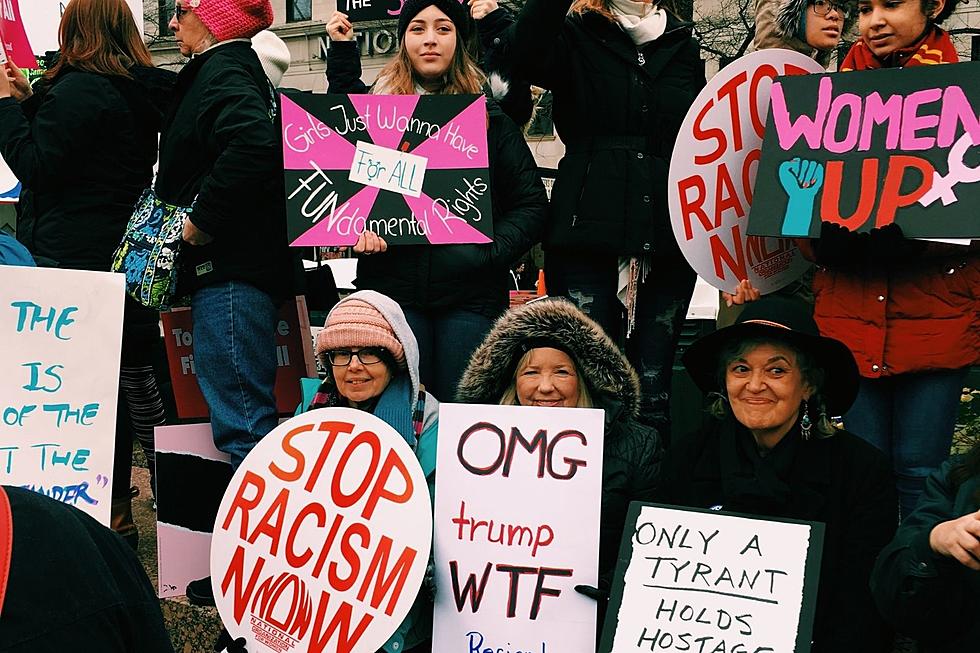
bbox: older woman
[163,0,293,607]
[310,290,438,653]
[667,296,897,652]
[457,299,663,610]
[871,441,980,651]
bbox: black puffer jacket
[509,1,705,257]
[0,66,175,270]
[456,298,664,582]
[326,41,548,318]
[156,42,292,302]
[871,456,980,653]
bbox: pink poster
[0,0,37,69]
[281,92,493,246]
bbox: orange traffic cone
[536,269,547,296]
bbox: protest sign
[281,91,493,246]
[162,297,317,418]
[600,503,823,653]
[338,0,400,22]
[211,407,432,653]
[0,265,124,525]
[156,423,233,599]
[749,62,980,239]
[0,0,36,68]
[669,50,823,294]
[433,403,605,653]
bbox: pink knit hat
[184,0,274,42]
[316,299,406,367]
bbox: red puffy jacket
[804,246,980,378]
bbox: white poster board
[668,50,824,294]
[1,0,144,203]
[600,503,824,653]
[210,407,432,653]
[0,265,124,525]
[433,403,605,652]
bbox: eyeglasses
[811,0,849,18]
[174,2,190,20]
[326,348,385,367]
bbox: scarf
[609,0,667,46]
[717,417,802,519]
[616,256,651,338]
[308,374,425,448]
[840,25,958,71]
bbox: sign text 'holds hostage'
[211,408,432,653]
[668,50,822,293]
[601,503,823,653]
[750,62,980,239]
[281,92,493,247]
[433,403,605,653]
[0,265,124,525]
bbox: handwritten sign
[749,62,980,239]
[211,407,432,653]
[668,51,822,293]
[161,297,317,418]
[600,503,823,653]
[432,403,605,652]
[156,423,233,599]
[0,265,124,525]
[339,0,467,22]
[281,92,493,246]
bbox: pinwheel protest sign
[281,91,493,247]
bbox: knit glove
[214,628,248,652]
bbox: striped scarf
[840,25,958,71]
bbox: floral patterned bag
[111,188,190,309]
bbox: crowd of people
[0,0,977,651]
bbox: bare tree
[694,0,755,62]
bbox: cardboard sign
[0,0,36,68]
[162,296,317,419]
[432,404,605,653]
[669,51,823,294]
[156,423,233,599]
[339,0,467,23]
[0,265,124,525]
[600,503,824,653]
[281,92,493,246]
[749,62,980,239]
[211,408,432,653]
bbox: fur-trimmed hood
[456,299,641,420]
[775,0,809,41]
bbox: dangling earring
[800,400,812,441]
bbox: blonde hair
[373,24,485,95]
[499,349,594,409]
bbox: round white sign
[211,407,432,653]
[668,50,825,293]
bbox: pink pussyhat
[183,0,274,42]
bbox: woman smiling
[664,296,898,652]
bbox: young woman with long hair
[0,0,174,547]
[325,0,548,403]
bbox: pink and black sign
[281,91,493,247]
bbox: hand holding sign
[469,0,499,20]
[327,11,355,42]
[353,229,388,254]
[4,61,31,102]
[928,509,980,571]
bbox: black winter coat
[662,419,897,653]
[510,2,705,257]
[326,42,548,318]
[0,66,175,271]
[477,8,534,127]
[156,42,292,302]
[871,457,980,653]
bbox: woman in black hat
[665,295,898,653]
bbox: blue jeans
[401,307,494,402]
[844,367,969,519]
[547,252,695,439]
[192,282,280,470]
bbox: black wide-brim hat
[682,296,860,415]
